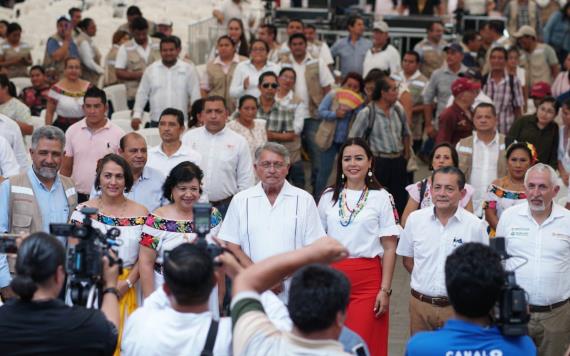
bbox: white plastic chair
[112,118,133,133]
[11,77,32,96]
[111,110,131,121]
[138,128,161,147]
[25,116,45,148]
[104,84,128,112]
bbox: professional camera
[193,203,223,261]
[490,237,530,336]
[0,233,19,254]
[50,207,123,308]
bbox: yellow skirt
[114,267,137,356]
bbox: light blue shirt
[90,165,165,212]
[331,36,372,76]
[0,168,73,288]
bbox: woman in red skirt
[318,137,401,356]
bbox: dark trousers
[301,118,321,195]
[77,193,90,204]
[287,160,305,189]
[373,156,408,215]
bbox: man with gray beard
[0,126,78,299]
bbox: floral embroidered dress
[483,184,527,218]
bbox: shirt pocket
[12,214,32,234]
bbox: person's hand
[131,118,142,130]
[309,237,349,264]
[102,251,120,288]
[243,77,250,90]
[64,25,73,41]
[270,281,284,295]
[426,126,437,139]
[374,289,390,317]
[117,280,129,297]
[562,172,569,186]
[216,251,244,279]
[335,107,348,118]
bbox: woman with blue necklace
[317,137,401,356]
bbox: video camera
[490,237,530,336]
[50,207,123,307]
[192,203,224,262]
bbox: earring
[341,173,345,180]
[368,170,373,177]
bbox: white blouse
[318,188,402,258]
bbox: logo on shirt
[445,350,503,356]
[452,237,463,248]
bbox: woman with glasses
[229,39,280,99]
[228,94,267,159]
[139,162,223,313]
[318,137,400,356]
[70,154,148,354]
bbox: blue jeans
[302,118,321,193]
[315,142,342,198]
[287,160,305,189]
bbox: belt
[374,152,403,159]
[411,289,450,307]
[154,262,163,275]
[211,196,233,206]
[529,298,570,313]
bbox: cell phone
[0,234,19,254]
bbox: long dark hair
[327,137,382,204]
[228,18,249,57]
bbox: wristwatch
[381,287,392,296]
[102,287,120,299]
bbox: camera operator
[405,243,536,355]
[0,232,120,355]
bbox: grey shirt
[331,36,372,76]
[349,102,410,155]
[423,64,468,124]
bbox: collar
[450,102,469,115]
[214,53,241,65]
[158,59,182,70]
[430,205,464,223]
[203,125,227,137]
[79,118,111,132]
[288,52,314,64]
[27,167,61,192]
[251,180,296,198]
[444,63,468,75]
[518,201,567,221]
[473,131,499,145]
[150,142,187,157]
[283,332,345,353]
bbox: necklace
[98,196,127,217]
[338,186,369,227]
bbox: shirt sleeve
[545,45,559,66]
[78,41,104,74]
[317,194,329,233]
[132,67,151,119]
[318,59,335,87]
[423,75,437,104]
[236,139,254,191]
[46,38,60,56]
[405,182,420,203]
[377,191,402,237]
[317,92,337,121]
[0,179,10,233]
[303,196,326,245]
[319,42,334,66]
[0,254,11,288]
[187,64,202,105]
[0,139,19,177]
[435,111,453,144]
[395,217,414,257]
[348,106,369,138]
[293,101,308,135]
[64,129,74,157]
[513,76,524,108]
[229,63,246,99]
[217,198,241,245]
[114,45,128,70]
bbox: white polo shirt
[496,201,570,306]
[146,143,202,177]
[182,126,254,202]
[396,206,489,297]
[318,188,402,258]
[218,181,325,262]
[228,60,281,99]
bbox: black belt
[529,298,570,313]
[411,289,450,307]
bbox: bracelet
[380,287,392,296]
[102,287,120,300]
[126,279,133,289]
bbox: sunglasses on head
[261,83,279,89]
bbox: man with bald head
[89,132,165,212]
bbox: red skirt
[332,257,388,356]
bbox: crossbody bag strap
[200,319,219,356]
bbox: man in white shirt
[0,113,27,171]
[219,142,326,300]
[396,166,489,335]
[363,21,401,77]
[146,108,201,177]
[182,96,254,216]
[278,33,334,194]
[457,103,507,217]
[131,36,200,129]
[0,135,19,181]
[496,163,570,356]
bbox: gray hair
[524,163,560,188]
[31,126,65,150]
[254,142,290,165]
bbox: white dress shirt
[115,37,155,70]
[279,42,334,66]
[133,60,201,123]
[0,113,29,171]
[229,60,281,99]
[78,36,104,74]
[182,126,254,202]
[281,54,334,108]
[219,180,325,262]
[318,189,402,258]
[146,143,202,177]
[469,132,502,216]
[497,201,570,306]
[275,91,308,135]
[362,44,401,77]
[396,206,489,297]
[0,135,19,178]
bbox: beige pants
[529,301,570,356]
[409,294,454,336]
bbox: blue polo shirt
[330,36,372,76]
[405,319,536,356]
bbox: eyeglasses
[261,83,279,89]
[258,161,286,169]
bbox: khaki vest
[508,0,538,36]
[206,55,246,113]
[283,95,303,164]
[8,173,77,235]
[75,31,102,85]
[418,40,446,79]
[1,42,31,78]
[121,38,161,99]
[104,46,119,87]
[457,134,508,183]
[279,55,324,117]
[43,33,67,81]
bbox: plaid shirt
[258,101,295,133]
[482,72,524,134]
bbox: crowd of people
[0,1,569,355]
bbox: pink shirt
[64,119,124,194]
[406,179,474,209]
